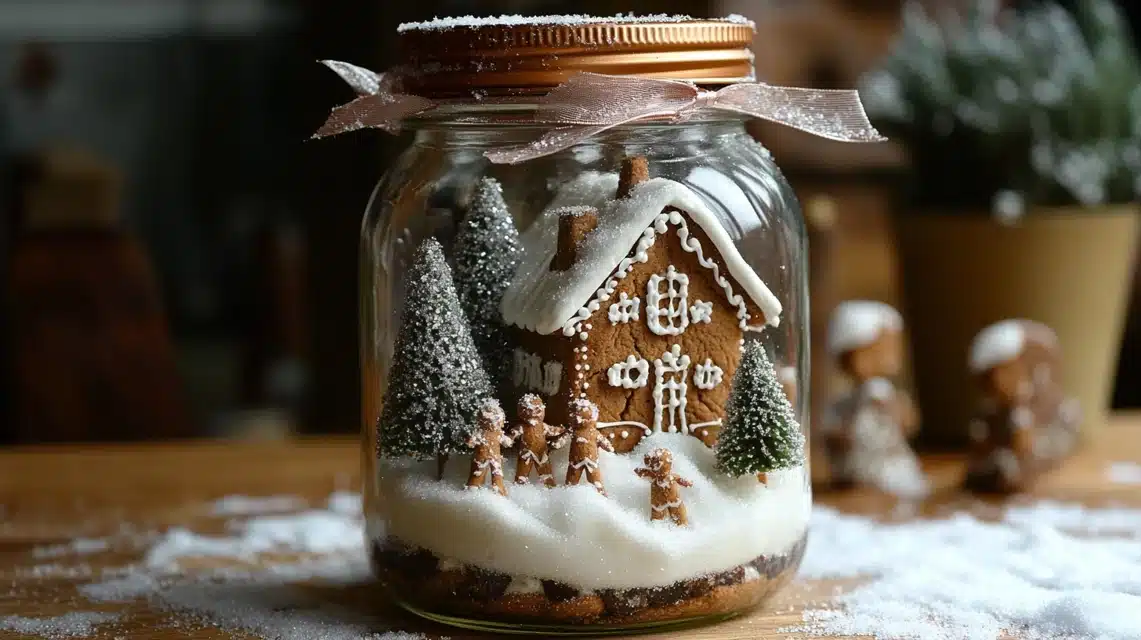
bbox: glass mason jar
[357,16,814,634]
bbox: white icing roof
[501,173,782,335]
[969,319,1058,373]
[827,300,902,356]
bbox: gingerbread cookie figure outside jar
[964,319,1081,494]
[823,301,928,499]
[338,13,883,634]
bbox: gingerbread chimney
[617,155,649,199]
[551,206,598,271]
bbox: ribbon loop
[311,61,886,159]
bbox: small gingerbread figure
[564,398,613,495]
[635,448,693,525]
[508,394,567,487]
[465,399,514,496]
[964,319,1080,493]
[823,301,928,498]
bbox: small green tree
[452,178,522,392]
[378,238,493,465]
[715,341,805,480]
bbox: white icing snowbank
[969,319,1026,373]
[826,300,902,355]
[502,173,782,335]
[377,433,809,590]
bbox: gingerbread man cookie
[465,399,514,496]
[564,399,613,495]
[508,394,567,487]
[965,319,1080,493]
[635,448,693,526]
[823,301,928,498]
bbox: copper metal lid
[396,16,756,98]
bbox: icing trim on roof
[501,174,782,335]
[559,210,769,336]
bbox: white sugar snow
[32,537,111,559]
[379,432,809,590]
[795,503,1141,639]
[68,493,384,640]
[1106,461,1141,485]
[0,612,119,638]
[36,485,1141,640]
[145,509,362,570]
[397,13,753,32]
[211,494,305,516]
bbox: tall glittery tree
[452,178,521,391]
[715,341,805,482]
[378,238,493,467]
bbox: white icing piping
[572,333,591,398]
[689,419,723,430]
[560,212,765,336]
[597,420,652,435]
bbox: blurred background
[2,0,1139,445]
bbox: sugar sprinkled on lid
[398,13,754,33]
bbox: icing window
[608,293,641,324]
[694,359,723,390]
[515,348,561,395]
[646,266,689,336]
[513,349,540,389]
[689,300,713,324]
[608,355,650,389]
[541,361,563,395]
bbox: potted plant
[860,0,1141,447]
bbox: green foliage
[452,178,522,392]
[377,238,493,460]
[862,0,1141,211]
[715,341,805,477]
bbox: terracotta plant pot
[895,206,1140,448]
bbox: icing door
[654,345,691,434]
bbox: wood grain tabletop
[1,416,1139,640]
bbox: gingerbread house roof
[501,172,783,336]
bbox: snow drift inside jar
[377,432,809,591]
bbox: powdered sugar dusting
[60,492,408,640]
[0,612,119,638]
[212,494,306,516]
[794,503,1141,639]
[32,537,111,559]
[397,14,754,33]
[1106,461,1141,485]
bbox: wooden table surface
[2,416,1139,639]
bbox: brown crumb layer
[371,534,806,626]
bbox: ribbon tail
[716,84,886,143]
[320,59,385,96]
[311,94,434,138]
[485,124,617,164]
[485,105,684,164]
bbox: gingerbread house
[501,161,784,453]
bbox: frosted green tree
[715,341,805,482]
[378,237,493,470]
[452,178,522,391]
